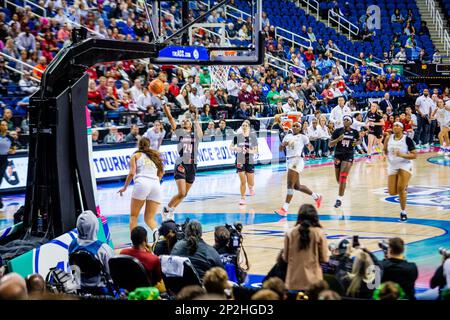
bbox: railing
[0,52,41,82]
[275,26,312,48]
[297,0,319,20]
[327,10,359,38]
[426,0,450,56]
[3,0,46,17]
[266,53,306,78]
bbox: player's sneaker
[334,199,342,208]
[161,206,169,221]
[445,149,450,157]
[315,194,323,209]
[400,212,408,222]
[274,208,288,216]
[438,148,445,155]
[249,188,255,196]
[239,198,246,205]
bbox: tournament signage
[158,45,209,61]
[0,138,275,191]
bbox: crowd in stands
[1,205,449,300]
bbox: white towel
[160,255,189,277]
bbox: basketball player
[366,102,385,162]
[384,122,417,221]
[230,120,258,205]
[431,99,450,155]
[161,104,203,221]
[274,122,322,216]
[329,115,361,208]
[118,137,164,235]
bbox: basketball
[148,79,164,95]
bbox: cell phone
[352,235,360,248]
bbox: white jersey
[329,105,351,129]
[135,152,159,180]
[283,133,309,159]
[387,135,415,175]
[351,120,366,132]
[434,108,450,127]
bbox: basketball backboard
[145,0,264,65]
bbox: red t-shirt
[88,90,102,105]
[401,119,412,131]
[169,84,180,97]
[120,248,162,285]
[383,120,393,133]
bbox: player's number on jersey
[341,140,350,148]
[183,143,193,154]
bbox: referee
[0,120,16,208]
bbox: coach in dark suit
[379,92,395,114]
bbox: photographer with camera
[214,224,249,284]
[379,237,418,300]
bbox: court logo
[375,185,450,210]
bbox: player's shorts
[387,163,413,176]
[437,120,450,129]
[174,163,197,184]
[132,177,162,202]
[236,162,254,173]
[287,157,305,173]
[334,153,354,168]
[369,129,383,139]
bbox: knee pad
[287,189,294,196]
[339,172,349,184]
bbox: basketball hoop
[208,50,236,90]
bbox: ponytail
[136,137,164,176]
[296,204,322,251]
[184,220,202,255]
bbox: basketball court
[1,151,449,290]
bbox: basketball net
[208,50,236,90]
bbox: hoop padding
[208,51,236,90]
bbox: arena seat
[108,255,152,292]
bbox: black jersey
[175,128,199,164]
[331,127,360,155]
[366,111,383,135]
[233,133,258,164]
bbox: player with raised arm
[274,122,322,216]
[161,104,203,221]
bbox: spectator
[25,273,45,297]
[203,267,230,299]
[329,97,351,129]
[395,47,407,64]
[0,273,28,300]
[234,102,251,120]
[68,210,114,292]
[143,120,166,150]
[391,8,405,24]
[91,129,101,145]
[153,219,178,256]
[379,92,394,114]
[120,226,163,286]
[326,40,339,52]
[374,281,405,300]
[415,88,433,147]
[380,237,418,300]
[125,124,141,143]
[16,27,36,53]
[226,72,240,109]
[103,126,123,144]
[18,71,39,95]
[2,109,15,131]
[418,21,430,37]
[32,56,47,79]
[262,277,288,300]
[215,119,234,139]
[405,34,416,48]
[177,285,207,300]
[307,27,316,43]
[251,289,279,300]
[342,249,377,299]
[282,204,329,291]
[171,220,224,279]
[203,121,216,140]
[386,73,401,91]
